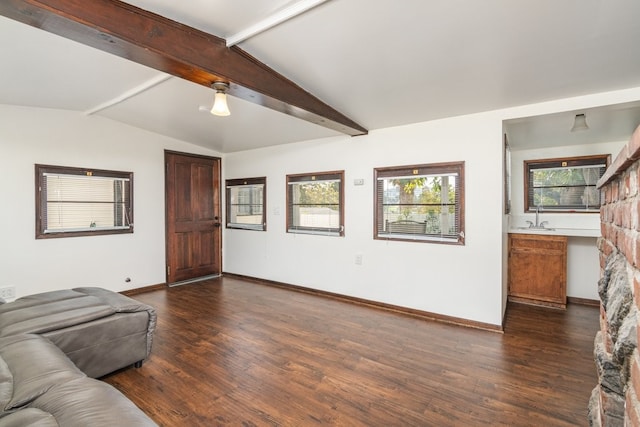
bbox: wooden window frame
[225,177,267,231]
[504,134,511,214]
[286,170,345,237]
[374,161,465,245]
[524,154,610,213]
[35,164,133,239]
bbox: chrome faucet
[525,206,548,229]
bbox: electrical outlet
[355,253,363,265]
[0,286,16,300]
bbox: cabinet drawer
[509,234,566,251]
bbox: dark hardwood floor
[104,276,599,426]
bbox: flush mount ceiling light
[571,113,589,132]
[210,81,230,116]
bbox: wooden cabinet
[508,233,567,309]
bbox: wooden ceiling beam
[0,0,367,136]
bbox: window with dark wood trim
[374,162,465,245]
[504,134,512,214]
[225,177,266,231]
[524,154,609,213]
[35,164,133,239]
[286,171,344,236]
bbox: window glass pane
[526,157,607,212]
[227,184,264,229]
[379,174,458,237]
[374,162,464,244]
[45,174,129,231]
[287,172,344,236]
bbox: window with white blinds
[286,171,344,236]
[525,155,609,213]
[36,164,133,239]
[374,162,465,244]
[226,177,266,231]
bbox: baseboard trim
[567,296,600,307]
[121,283,166,296]
[508,295,566,310]
[168,274,221,287]
[223,272,503,333]
[121,275,227,296]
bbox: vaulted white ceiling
[2,0,640,152]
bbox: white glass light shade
[571,113,589,132]
[210,92,230,116]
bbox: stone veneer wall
[591,125,640,426]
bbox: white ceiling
[2,0,640,153]
[505,100,640,150]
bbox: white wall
[224,113,506,326]
[566,236,601,300]
[0,105,220,298]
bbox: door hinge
[167,265,171,276]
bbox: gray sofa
[0,288,157,426]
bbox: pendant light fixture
[210,81,231,116]
[570,113,589,132]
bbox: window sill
[376,234,463,245]
[287,229,343,237]
[227,224,265,231]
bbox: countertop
[508,227,600,237]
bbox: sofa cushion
[0,335,84,410]
[0,353,13,410]
[72,287,151,313]
[72,288,157,357]
[29,377,157,426]
[0,408,58,427]
[43,312,150,379]
[0,290,86,313]
[0,297,114,338]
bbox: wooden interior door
[165,151,221,284]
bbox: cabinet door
[508,234,567,307]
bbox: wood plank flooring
[104,276,599,426]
